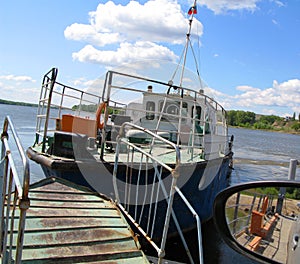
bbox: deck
[4,177,149,263]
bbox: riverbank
[227,110,300,135]
[0,99,38,107]
[229,125,300,136]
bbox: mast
[179,0,197,87]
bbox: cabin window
[182,102,188,118]
[192,106,202,124]
[146,101,155,120]
[159,101,188,121]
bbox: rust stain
[16,177,149,263]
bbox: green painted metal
[4,177,149,263]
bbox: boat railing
[0,116,30,264]
[34,68,231,162]
[102,70,230,161]
[113,122,203,264]
[35,68,103,152]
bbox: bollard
[288,159,298,181]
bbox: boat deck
[4,177,149,263]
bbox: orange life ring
[96,102,107,130]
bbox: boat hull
[27,147,232,239]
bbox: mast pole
[179,0,197,87]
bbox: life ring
[96,102,107,130]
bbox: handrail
[101,70,230,162]
[41,68,58,153]
[34,67,103,151]
[106,70,226,114]
[227,191,280,237]
[0,116,30,264]
[113,122,203,263]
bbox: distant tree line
[227,110,300,132]
[0,99,38,107]
[72,104,97,112]
[72,104,119,115]
[250,187,300,200]
[227,110,256,127]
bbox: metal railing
[33,68,231,164]
[227,191,277,237]
[35,68,103,152]
[102,70,230,162]
[113,122,203,264]
[0,116,30,263]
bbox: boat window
[182,102,188,117]
[146,101,155,120]
[192,106,202,124]
[159,101,188,121]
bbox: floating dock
[3,177,149,263]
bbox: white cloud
[0,74,35,82]
[203,79,300,116]
[230,79,300,115]
[0,83,40,103]
[72,41,178,66]
[272,0,285,8]
[236,85,259,92]
[200,0,259,14]
[65,23,121,47]
[89,0,193,44]
[0,74,38,103]
[65,0,203,66]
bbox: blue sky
[1,0,299,117]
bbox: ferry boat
[27,4,234,244]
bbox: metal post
[288,159,298,180]
[232,192,240,234]
[276,187,285,215]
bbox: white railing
[0,116,30,263]
[35,68,102,152]
[113,122,203,263]
[102,70,230,162]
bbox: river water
[1,104,299,263]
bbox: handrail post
[42,68,58,153]
[0,116,31,263]
[288,159,298,180]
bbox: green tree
[291,122,300,131]
[259,115,281,125]
[236,110,255,126]
[227,110,237,126]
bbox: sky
[0,0,300,118]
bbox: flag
[188,5,197,15]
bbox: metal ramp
[4,177,149,264]
[0,116,149,264]
[18,177,149,263]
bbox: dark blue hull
[28,147,232,239]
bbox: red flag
[188,5,197,15]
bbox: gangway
[0,116,149,263]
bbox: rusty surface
[7,177,149,263]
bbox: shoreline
[229,125,300,136]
